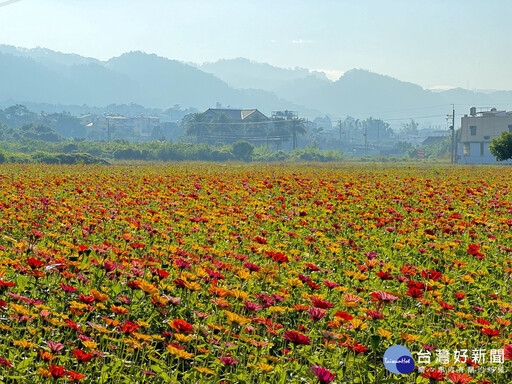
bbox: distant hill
[200,57,328,91]
[275,69,441,117]
[0,46,317,115]
[1,45,512,125]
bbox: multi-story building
[457,107,512,164]
[80,114,160,141]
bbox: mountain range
[1,45,512,128]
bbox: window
[480,142,484,156]
[470,126,477,136]
[508,125,512,133]
[463,143,470,156]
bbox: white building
[457,107,512,164]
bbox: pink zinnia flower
[60,284,78,293]
[47,341,64,353]
[244,300,262,312]
[218,357,238,366]
[504,344,512,360]
[370,290,398,302]
[310,365,335,384]
[308,307,327,321]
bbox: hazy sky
[1,0,511,90]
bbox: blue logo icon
[383,345,415,374]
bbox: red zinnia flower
[283,330,310,345]
[480,328,500,337]
[171,319,194,334]
[0,280,16,289]
[447,372,473,384]
[27,257,45,269]
[334,311,354,321]
[243,262,260,272]
[366,310,384,319]
[120,320,139,335]
[421,269,443,281]
[308,281,321,290]
[323,280,339,288]
[72,349,93,363]
[49,364,67,378]
[60,284,78,293]
[0,357,12,368]
[272,253,288,263]
[127,280,141,290]
[420,367,445,381]
[454,292,466,300]
[64,319,80,332]
[406,287,423,298]
[467,243,484,259]
[376,271,393,280]
[77,294,95,304]
[311,299,334,309]
[343,340,368,353]
[438,300,455,311]
[67,370,86,381]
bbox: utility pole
[364,124,368,156]
[452,105,455,164]
[292,118,297,150]
[338,119,342,151]
[448,104,455,164]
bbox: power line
[383,114,447,121]
[0,0,22,7]
[345,104,453,116]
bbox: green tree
[19,124,62,142]
[184,113,208,143]
[0,105,38,128]
[231,140,254,162]
[400,119,419,136]
[210,113,234,143]
[489,131,512,161]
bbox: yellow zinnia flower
[377,328,393,339]
[224,310,250,326]
[167,345,194,359]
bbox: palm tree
[184,113,208,143]
[211,113,234,143]
[291,118,307,150]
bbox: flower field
[0,163,511,383]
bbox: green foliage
[400,119,419,136]
[0,105,38,128]
[114,148,145,161]
[19,123,63,142]
[30,151,109,165]
[231,140,254,161]
[290,146,345,162]
[489,131,512,161]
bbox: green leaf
[15,356,33,372]
[370,335,381,351]
[150,364,163,373]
